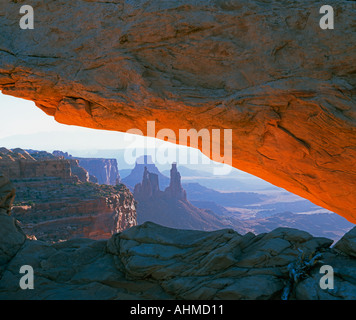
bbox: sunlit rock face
[0,0,355,222]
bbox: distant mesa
[122,155,170,190]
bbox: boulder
[334,227,356,258]
[1,221,356,299]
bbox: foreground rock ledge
[0,0,355,222]
[1,221,356,300]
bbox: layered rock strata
[0,148,75,182]
[53,151,121,185]
[0,148,136,242]
[12,181,137,242]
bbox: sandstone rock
[0,215,26,268]
[0,148,136,242]
[294,250,356,300]
[123,155,170,189]
[334,227,356,258]
[68,160,90,183]
[215,275,284,300]
[0,0,355,222]
[0,176,26,277]
[0,148,75,182]
[28,150,91,183]
[77,158,121,185]
[0,221,355,300]
[0,174,16,215]
[133,167,156,200]
[12,181,137,242]
[53,151,121,185]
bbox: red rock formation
[0,148,84,182]
[0,148,137,242]
[12,182,136,242]
[0,1,355,222]
[1,172,356,300]
[133,167,156,200]
[0,159,73,181]
[68,159,90,183]
[77,158,120,185]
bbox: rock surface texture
[0,148,137,242]
[0,148,75,182]
[1,220,356,300]
[12,182,137,242]
[0,0,355,222]
[0,175,26,278]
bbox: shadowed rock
[0,175,26,278]
[0,175,355,300]
[1,221,356,300]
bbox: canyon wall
[0,148,74,181]
[76,158,120,185]
[53,151,121,185]
[0,1,355,222]
[0,148,137,242]
[12,181,136,242]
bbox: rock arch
[0,0,355,222]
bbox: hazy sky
[0,92,292,187]
[0,92,163,150]
[0,92,231,172]
[0,93,66,138]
